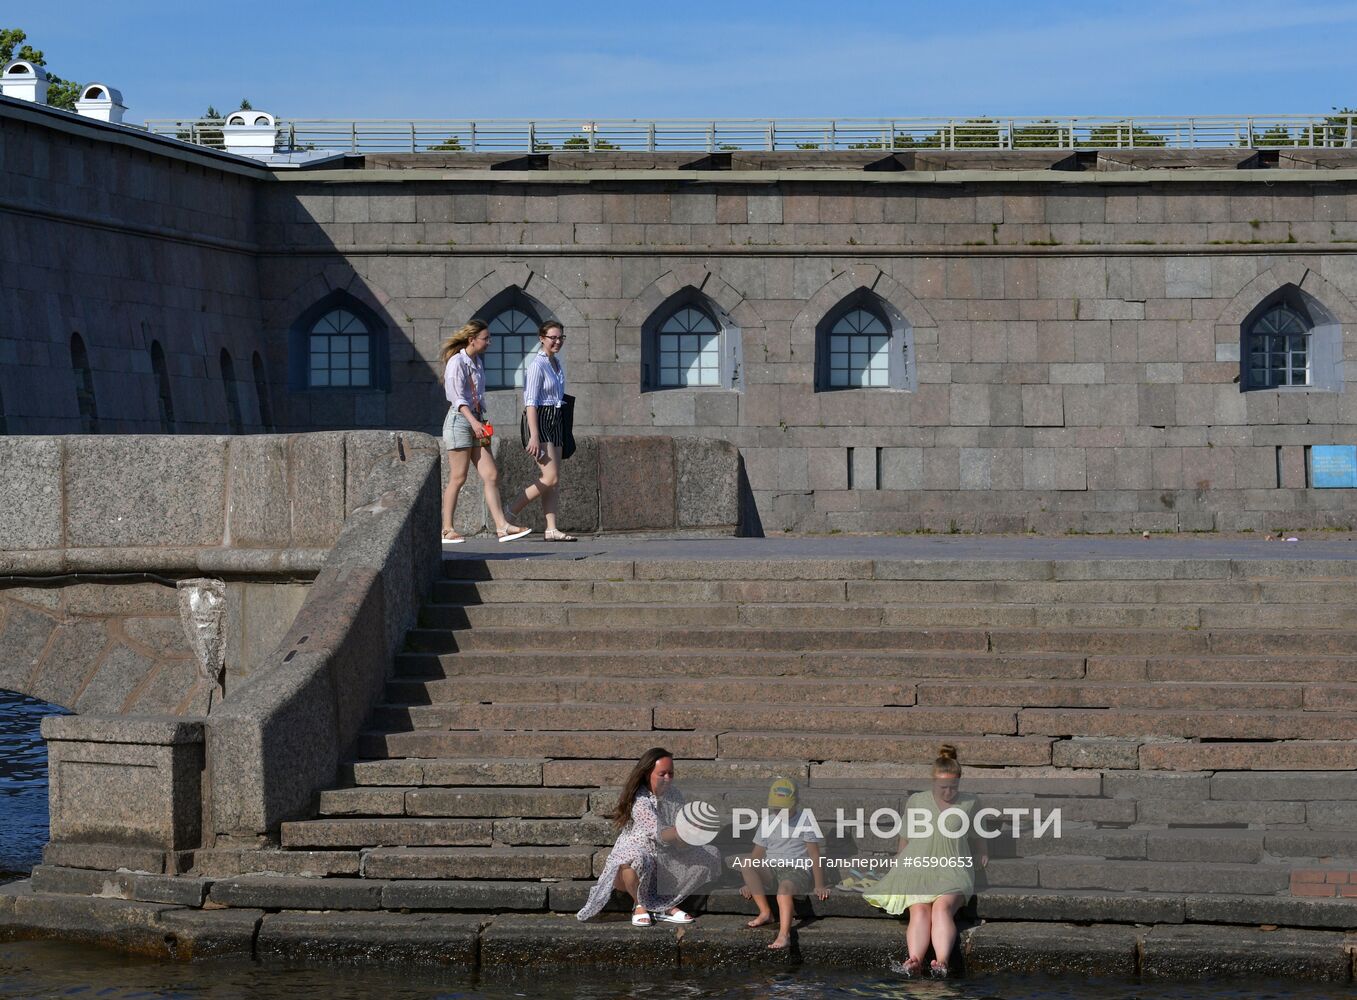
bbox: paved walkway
[445,532,1357,562]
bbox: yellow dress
[862,791,978,915]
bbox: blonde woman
[862,744,988,978]
[504,320,575,541]
[439,319,531,546]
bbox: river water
[0,698,1340,998]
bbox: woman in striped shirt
[439,319,531,546]
[504,320,575,541]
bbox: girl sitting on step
[576,747,723,926]
[862,743,988,979]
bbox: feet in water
[896,956,923,978]
[930,960,949,979]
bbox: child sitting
[738,777,830,950]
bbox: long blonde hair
[439,319,487,366]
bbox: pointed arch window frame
[814,289,914,393]
[473,287,555,391]
[1239,286,1343,393]
[288,291,390,392]
[641,289,744,393]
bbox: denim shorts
[442,406,480,451]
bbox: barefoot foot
[768,934,790,950]
[746,913,774,929]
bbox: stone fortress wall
[5,98,1357,533]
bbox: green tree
[1078,123,1167,148]
[1,27,79,109]
[430,135,465,151]
[176,99,253,149]
[561,134,620,150]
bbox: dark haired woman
[576,747,722,926]
[504,320,576,541]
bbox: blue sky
[12,1,1357,122]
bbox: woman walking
[504,320,576,541]
[577,747,723,926]
[439,319,531,546]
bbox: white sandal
[441,529,465,548]
[497,525,532,543]
[631,908,652,927]
[655,908,694,924]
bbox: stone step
[344,757,815,788]
[341,757,547,788]
[358,729,1053,766]
[372,702,655,732]
[386,675,916,707]
[317,787,592,818]
[435,577,1357,607]
[361,846,596,880]
[419,599,1357,631]
[651,704,1018,736]
[392,650,1089,681]
[281,818,495,849]
[405,625,997,654]
[1131,655,1357,683]
[359,729,724,761]
[914,680,1305,710]
[1018,708,1357,740]
[1139,740,1357,771]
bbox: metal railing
[143,115,1357,155]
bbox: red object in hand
[478,421,494,445]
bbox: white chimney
[1,60,49,104]
[75,82,126,124]
[222,110,278,155]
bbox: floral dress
[576,789,722,921]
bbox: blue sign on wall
[1312,445,1357,488]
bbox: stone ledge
[41,715,204,745]
[2,886,1354,981]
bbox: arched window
[1241,287,1342,392]
[252,352,275,431]
[478,290,546,390]
[641,289,742,391]
[70,333,99,433]
[220,349,244,434]
[308,308,372,388]
[815,290,913,392]
[289,292,388,392]
[150,341,175,433]
[657,306,721,387]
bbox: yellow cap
[767,777,797,809]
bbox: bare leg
[442,448,471,537]
[473,445,522,533]
[613,863,647,921]
[509,445,563,534]
[929,893,965,974]
[739,868,773,927]
[770,885,796,949]
[904,902,931,975]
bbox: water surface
[0,691,55,877]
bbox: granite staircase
[38,551,1357,928]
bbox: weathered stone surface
[976,889,1184,925]
[5,892,177,955]
[257,910,480,966]
[73,644,159,714]
[1140,925,1350,981]
[237,850,362,877]
[1051,738,1142,769]
[380,880,546,911]
[965,922,1139,977]
[225,436,291,547]
[64,437,229,548]
[158,906,262,959]
[42,841,166,874]
[480,913,677,969]
[209,875,383,910]
[675,437,739,528]
[362,846,594,880]
[281,818,494,849]
[404,788,589,818]
[1185,893,1357,930]
[0,438,62,550]
[599,436,675,531]
[0,602,57,694]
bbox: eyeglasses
[544,335,566,342]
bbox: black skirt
[523,404,565,447]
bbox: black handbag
[520,394,577,460]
